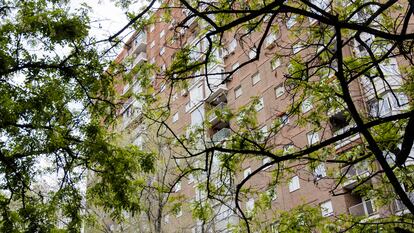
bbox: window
[160,83,166,92]
[150,57,155,64]
[275,84,285,98]
[160,29,165,38]
[172,93,178,101]
[262,157,272,170]
[150,40,155,48]
[185,102,191,112]
[301,98,313,112]
[283,144,294,155]
[234,86,242,99]
[174,181,181,192]
[265,33,278,47]
[320,200,334,217]
[249,50,256,59]
[228,38,237,54]
[160,47,165,55]
[263,157,272,167]
[286,15,297,29]
[293,43,304,54]
[271,58,281,70]
[190,107,204,126]
[368,92,409,117]
[252,72,261,85]
[246,198,255,213]
[150,24,155,32]
[307,131,320,145]
[289,176,300,192]
[172,112,179,123]
[189,84,203,106]
[188,174,194,184]
[314,163,326,180]
[244,167,252,179]
[232,62,239,71]
[280,113,289,125]
[255,97,264,111]
[260,125,268,138]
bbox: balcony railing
[132,52,147,67]
[341,163,369,189]
[333,125,361,149]
[131,32,146,55]
[212,128,231,142]
[349,200,376,217]
[208,102,226,125]
[394,193,414,213]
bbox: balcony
[394,193,414,214]
[349,199,376,217]
[333,125,361,150]
[130,32,146,55]
[361,75,402,101]
[208,102,226,126]
[341,163,370,189]
[212,128,231,143]
[205,65,227,103]
[121,100,143,130]
[132,52,147,67]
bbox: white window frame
[174,181,181,192]
[281,113,289,125]
[160,47,165,56]
[307,131,320,145]
[249,49,256,59]
[314,163,326,180]
[302,97,313,113]
[275,84,285,98]
[255,97,264,111]
[289,175,300,192]
[172,112,179,123]
[252,72,261,85]
[234,86,242,99]
[271,58,281,70]
[244,167,252,179]
[320,200,334,217]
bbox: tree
[1,0,414,233]
[110,0,414,232]
[0,0,155,231]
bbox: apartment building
[114,2,414,233]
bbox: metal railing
[212,128,231,142]
[341,162,369,188]
[349,200,376,217]
[208,102,226,123]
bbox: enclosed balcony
[212,128,231,143]
[208,102,226,126]
[349,199,376,217]
[205,65,227,103]
[130,32,147,55]
[132,52,147,67]
[121,99,143,130]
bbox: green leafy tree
[108,0,414,232]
